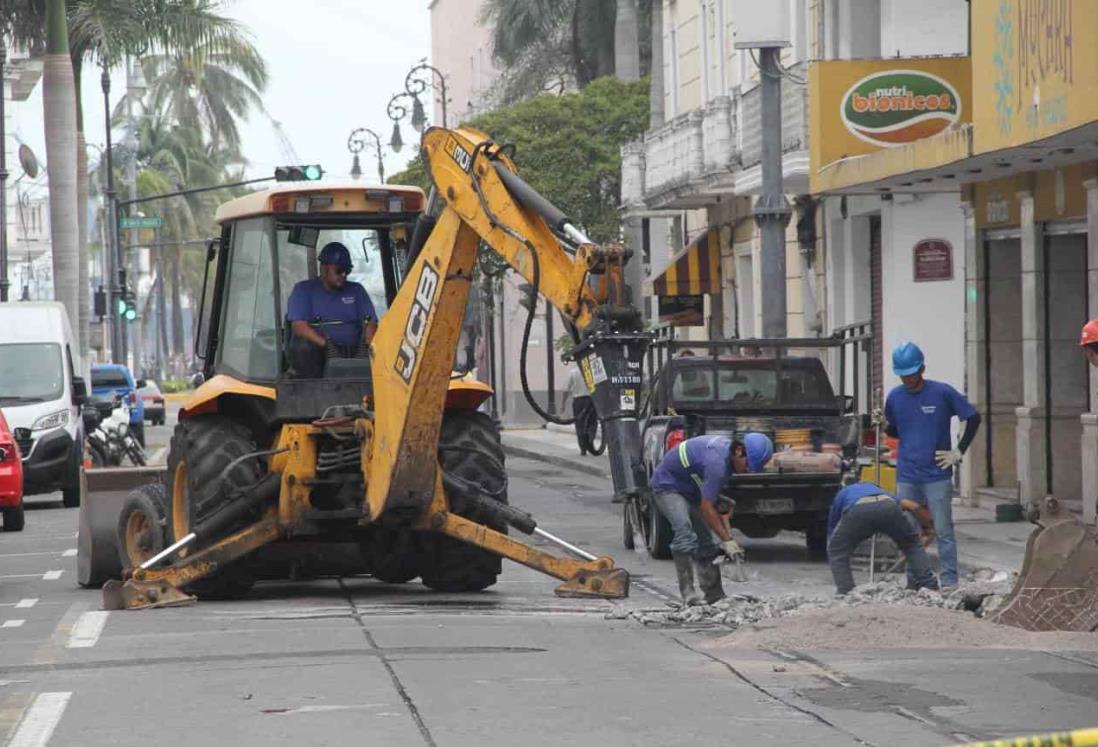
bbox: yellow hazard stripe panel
[652,228,723,296]
[954,728,1098,747]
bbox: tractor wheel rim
[125,511,154,567]
[172,462,190,556]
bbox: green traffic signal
[274,164,324,182]
[303,164,323,181]
[117,298,127,315]
[124,306,137,322]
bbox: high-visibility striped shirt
[650,435,732,504]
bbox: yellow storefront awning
[652,227,722,296]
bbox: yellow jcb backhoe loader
[97,126,651,610]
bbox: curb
[501,440,611,481]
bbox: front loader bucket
[990,496,1098,632]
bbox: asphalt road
[2,408,1098,746]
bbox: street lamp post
[404,59,449,130]
[386,92,416,154]
[0,38,9,302]
[101,63,124,363]
[347,127,385,182]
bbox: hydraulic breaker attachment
[102,516,282,611]
[990,496,1098,632]
[425,509,629,599]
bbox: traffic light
[274,164,324,182]
[517,283,538,313]
[94,285,107,317]
[118,290,137,322]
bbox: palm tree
[43,0,81,344]
[142,30,267,154]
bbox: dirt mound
[712,604,1098,651]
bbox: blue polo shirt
[650,435,733,504]
[885,379,976,484]
[827,482,900,537]
[287,278,376,346]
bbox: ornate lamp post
[404,59,449,131]
[386,92,416,154]
[0,38,9,302]
[347,127,385,182]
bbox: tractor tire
[167,415,262,600]
[365,528,421,584]
[116,483,169,573]
[419,410,507,593]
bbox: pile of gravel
[608,569,1016,629]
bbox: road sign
[119,216,162,230]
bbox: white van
[0,302,87,507]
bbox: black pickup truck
[627,338,865,560]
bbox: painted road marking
[7,692,72,747]
[66,611,109,649]
[60,549,76,558]
[0,574,48,580]
[16,600,38,609]
[2,620,26,628]
[41,571,63,581]
[0,552,68,559]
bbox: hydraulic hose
[518,243,575,426]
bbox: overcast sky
[11,0,432,198]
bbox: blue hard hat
[318,242,353,270]
[892,342,925,377]
[744,432,774,474]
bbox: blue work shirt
[827,482,900,538]
[885,379,976,484]
[287,278,376,346]
[650,435,733,504]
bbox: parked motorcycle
[85,395,146,467]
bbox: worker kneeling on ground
[650,433,774,605]
[287,242,378,378]
[827,480,938,595]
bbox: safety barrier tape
[954,728,1098,747]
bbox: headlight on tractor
[32,409,70,431]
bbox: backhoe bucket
[990,496,1098,632]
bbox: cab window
[276,228,390,318]
[217,217,278,380]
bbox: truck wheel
[806,521,829,561]
[623,505,635,549]
[116,484,168,573]
[2,503,25,532]
[167,415,261,600]
[62,454,83,508]
[420,410,506,593]
[646,495,673,560]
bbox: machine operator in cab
[287,242,378,378]
[649,433,774,606]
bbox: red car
[0,409,25,531]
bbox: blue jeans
[827,500,937,594]
[896,479,957,586]
[652,491,719,559]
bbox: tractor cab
[195,183,425,388]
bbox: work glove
[934,449,963,469]
[719,538,745,561]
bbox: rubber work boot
[694,558,726,604]
[673,554,702,606]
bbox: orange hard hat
[1082,320,1098,347]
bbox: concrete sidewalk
[501,426,1032,575]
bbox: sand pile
[712,604,1098,651]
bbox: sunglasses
[324,266,351,276]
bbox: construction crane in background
[271,118,301,165]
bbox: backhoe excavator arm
[367,126,651,522]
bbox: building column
[960,202,987,505]
[1081,178,1098,523]
[1014,190,1047,508]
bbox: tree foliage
[479,0,651,105]
[389,77,649,244]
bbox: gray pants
[827,500,937,595]
[652,491,719,560]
